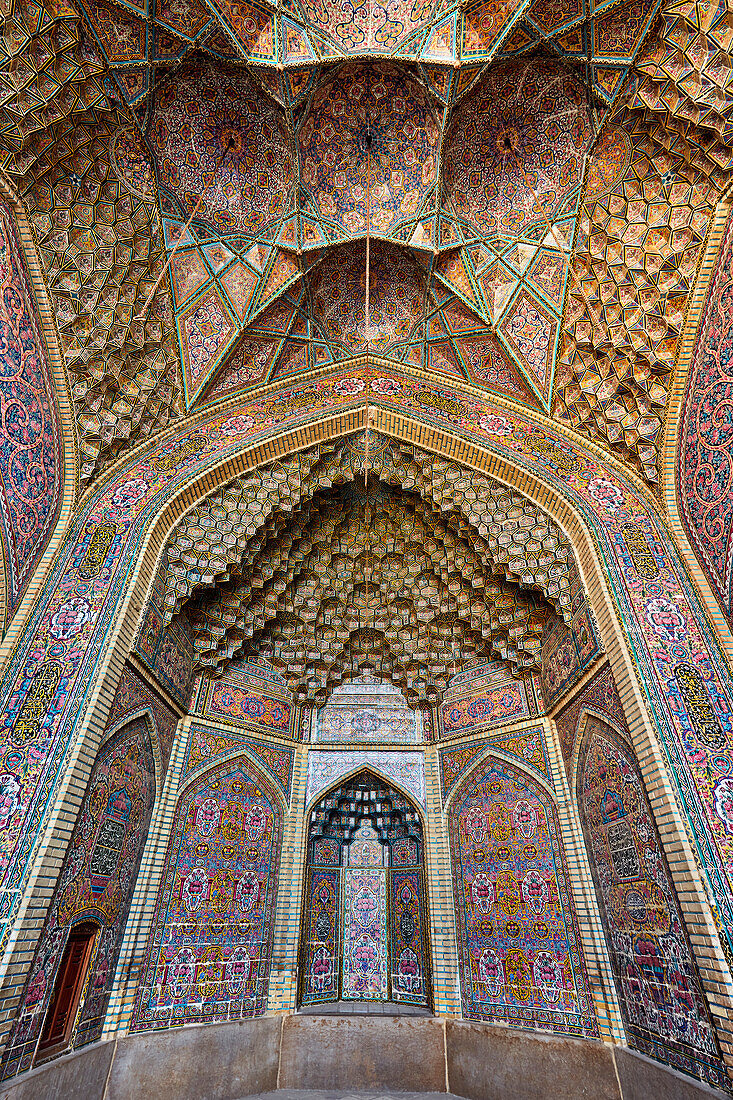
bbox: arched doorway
[299,769,431,1011]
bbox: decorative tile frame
[0,365,731,1074]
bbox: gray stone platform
[235,1092,465,1100]
[1,1014,728,1100]
[298,1001,431,1016]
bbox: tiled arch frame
[0,709,158,1075]
[444,749,601,1036]
[121,746,287,1033]
[663,193,733,661]
[102,703,171,802]
[442,741,622,1040]
[275,757,446,1021]
[442,742,557,811]
[0,376,731,1076]
[104,731,294,1032]
[298,765,433,1010]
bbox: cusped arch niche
[300,768,431,1009]
[576,716,725,1090]
[130,755,284,1031]
[448,754,597,1035]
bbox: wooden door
[38,923,97,1055]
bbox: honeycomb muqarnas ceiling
[1,0,732,483]
[154,432,592,705]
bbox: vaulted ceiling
[156,432,590,704]
[0,0,731,484]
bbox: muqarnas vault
[0,0,732,1093]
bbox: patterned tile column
[267,741,310,1012]
[423,744,461,1016]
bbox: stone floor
[298,1001,432,1016]
[237,1092,466,1100]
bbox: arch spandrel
[442,739,558,814]
[304,759,428,819]
[175,739,291,812]
[0,367,733,1067]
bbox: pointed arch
[300,766,432,1009]
[130,752,285,1031]
[180,743,290,814]
[0,714,156,1075]
[443,742,557,813]
[0,388,730,1064]
[103,706,167,800]
[447,751,598,1035]
[305,761,427,821]
[575,717,726,1089]
[555,662,633,784]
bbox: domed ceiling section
[153,432,593,705]
[309,243,426,353]
[143,54,598,410]
[443,60,590,241]
[149,65,294,234]
[299,63,439,240]
[4,0,732,486]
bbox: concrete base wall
[0,1016,728,1100]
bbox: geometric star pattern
[156,56,595,413]
[1,0,732,486]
